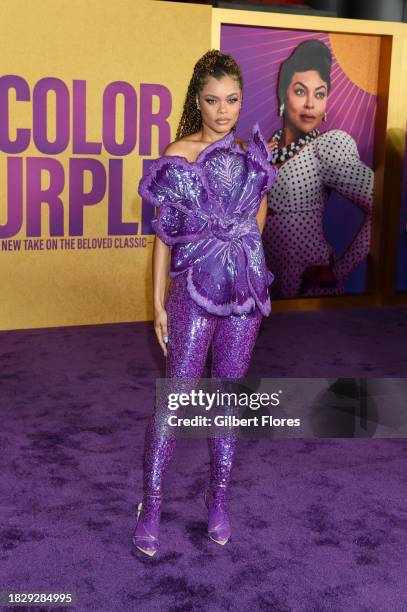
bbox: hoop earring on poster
[323,112,327,122]
[279,103,285,117]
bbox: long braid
[176,50,243,140]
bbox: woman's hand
[300,254,337,293]
[267,139,278,153]
[152,236,170,356]
[154,306,168,357]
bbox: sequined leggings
[142,273,263,498]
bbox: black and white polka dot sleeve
[315,130,374,281]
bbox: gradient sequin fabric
[136,272,264,550]
[165,273,263,380]
[139,124,278,316]
[264,130,373,297]
[143,272,263,490]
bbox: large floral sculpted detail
[139,124,278,316]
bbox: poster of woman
[221,26,377,299]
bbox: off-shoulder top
[139,124,278,316]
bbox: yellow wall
[0,0,211,330]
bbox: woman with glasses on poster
[266,40,373,298]
[133,50,277,556]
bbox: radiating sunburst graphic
[221,25,378,166]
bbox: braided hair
[176,50,243,140]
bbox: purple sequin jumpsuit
[138,125,278,515]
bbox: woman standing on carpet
[133,50,277,556]
[265,39,373,298]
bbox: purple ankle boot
[133,412,177,557]
[133,493,161,557]
[205,435,237,545]
[204,484,231,545]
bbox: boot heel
[205,486,231,546]
[132,494,161,557]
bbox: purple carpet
[1,304,407,611]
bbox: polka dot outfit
[263,130,373,298]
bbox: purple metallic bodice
[139,124,278,316]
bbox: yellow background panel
[0,0,211,330]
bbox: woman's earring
[196,102,201,112]
[323,112,327,122]
[279,103,285,117]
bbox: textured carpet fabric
[1,305,407,611]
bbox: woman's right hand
[154,307,168,356]
[300,254,337,293]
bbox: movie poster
[221,25,378,298]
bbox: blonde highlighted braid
[176,50,243,140]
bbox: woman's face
[196,74,242,135]
[284,70,328,134]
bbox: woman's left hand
[300,254,337,293]
[267,139,278,152]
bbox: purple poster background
[396,131,407,292]
[221,25,377,295]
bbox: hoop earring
[279,103,285,117]
[323,112,327,122]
